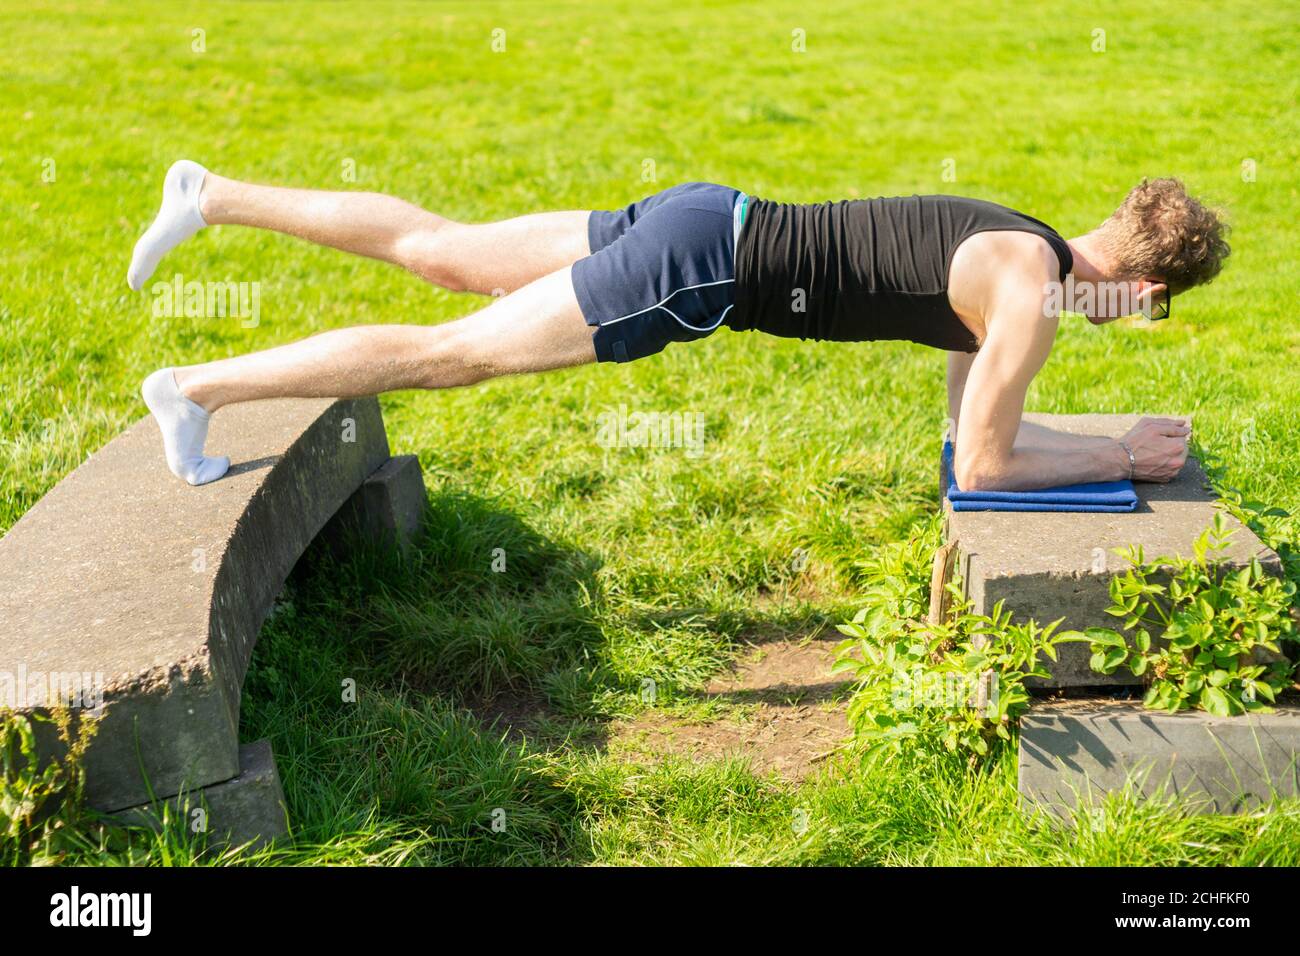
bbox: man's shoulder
[949,230,1063,333]
[965,229,1061,275]
[951,230,1061,298]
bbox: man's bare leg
[176,266,595,410]
[143,267,596,483]
[128,160,592,295]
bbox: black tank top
[729,195,1073,352]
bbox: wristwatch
[1118,440,1136,481]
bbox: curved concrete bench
[0,396,425,845]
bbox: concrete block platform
[1019,700,1300,816]
[946,413,1281,688]
[112,740,288,851]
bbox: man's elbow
[954,455,1007,491]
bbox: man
[129,162,1228,488]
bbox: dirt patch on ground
[468,689,554,738]
[464,633,856,779]
[610,634,854,782]
[464,689,608,750]
[702,636,850,706]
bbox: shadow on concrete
[223,454,280,480]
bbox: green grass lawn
[3,0,1299,865]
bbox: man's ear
[1134,279,1168,315]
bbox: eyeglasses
[1148,285,1171,321]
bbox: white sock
[127,160,209,291]
[141,368,229,486]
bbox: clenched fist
[1119,417,1190,482]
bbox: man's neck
[1065,232,1113,284]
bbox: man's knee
[392,223,474,292]
[416,329,502,389]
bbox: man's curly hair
[1097,178,1230,295]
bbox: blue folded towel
[942,442,1138,512]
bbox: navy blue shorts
[572,182,740,363]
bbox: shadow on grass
[237,487,612,865]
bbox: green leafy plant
[0,709,99,865]
[835,519,1069,758]
[1086,513,1298,715]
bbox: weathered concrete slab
[321,453,427,556]
[112,739,289,851]
[0,397,389,810]
[947,414,1281,688]
[1019,700,1300,816]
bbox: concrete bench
[0,397,426,848]
[945,413,1282,688]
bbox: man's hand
[1118,417,1190,482]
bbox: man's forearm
[1013,420,1117,452]
[961,435,1131,490]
